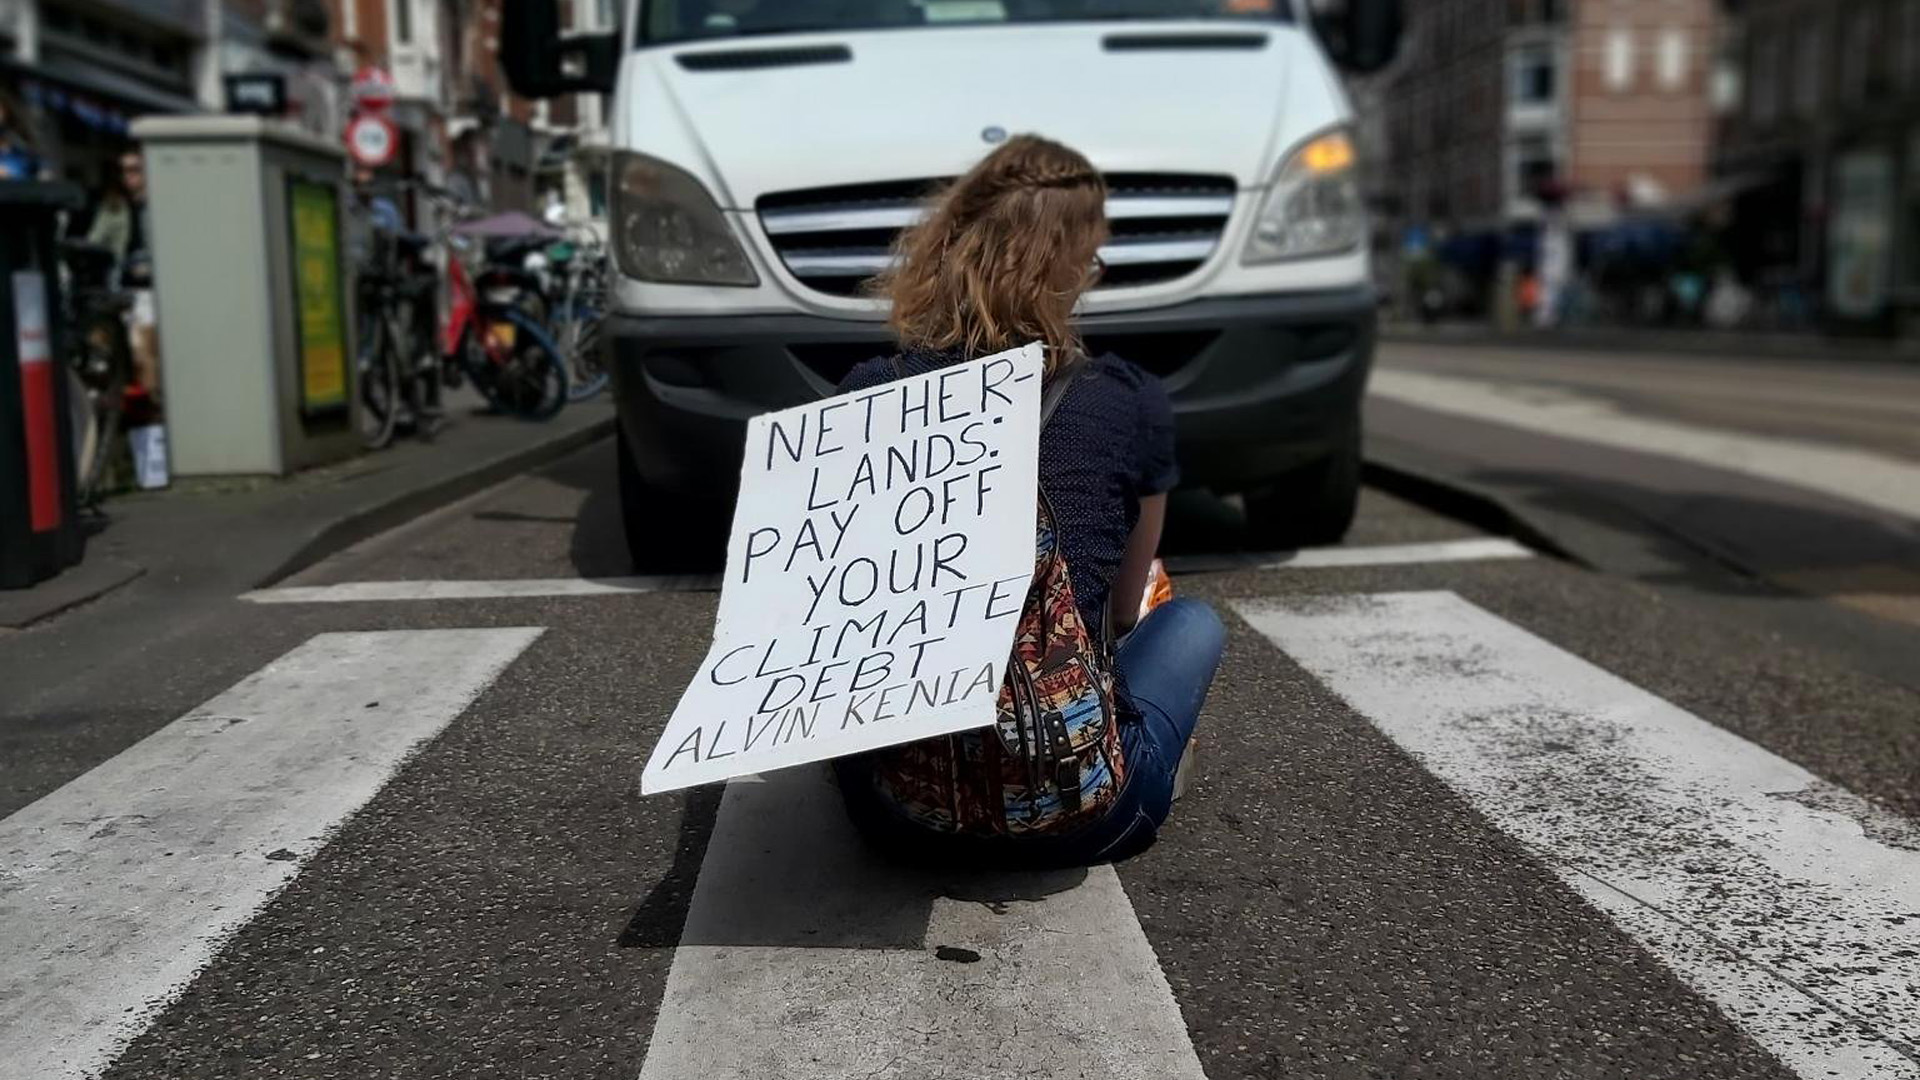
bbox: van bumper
[607,285,1377,501]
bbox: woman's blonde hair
[877,135,1107,370]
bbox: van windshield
[643,0,1295,45]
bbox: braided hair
[876,135,1107,372]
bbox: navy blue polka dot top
[838,349,1179,643]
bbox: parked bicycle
[353,187,570,443]
[57,239,139,506]
[528,209,609,401]
[446,208,569,419]
[355,222,443,449]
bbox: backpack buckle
[1054,759,1083,813]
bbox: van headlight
[611,151,758,286]
[1244,128,1365,264]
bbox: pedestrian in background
[86,149,162,405]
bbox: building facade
[1563,0,1719,214]
[2,0,589,212]
[1720,0,1920,330]
[2,0,344,181]
[1364,0,1722,309]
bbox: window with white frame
[1513,41,1557,104]
[1658,27,1688,91]
[1605,27,1636,92]
[1512,133,1558,203]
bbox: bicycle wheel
[557,302,608,401]
[358,311,401,449]
[69,368,122,508]
[70,311,132,507]
[400,320,445,441]
[489,308,569,420]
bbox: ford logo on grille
[981,126,1008,144]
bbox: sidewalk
[0,391,614,631]
[1380,319,1920,363]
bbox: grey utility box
[134,115,361,476]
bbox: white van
[502,0,1402,568]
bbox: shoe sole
[1171,739,1198,802]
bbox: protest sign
[640,344,1045,794]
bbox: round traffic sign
[345,113,398,169]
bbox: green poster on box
[288,178,348,415]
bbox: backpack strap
[1039,358,1081,430]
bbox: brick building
[1364,0,1722,304]
[1563,0,1719,213]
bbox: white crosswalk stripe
[0,628,543,1080]
[636,767,1208,1080]
[242,540,1534,605]
[243,574,721,604]
[1371,369,1920,522]
[1162,536,1533,574]
[1234,591,1920,1080]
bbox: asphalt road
[1369,341,1920,693]
[5,431,1917,1080]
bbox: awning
[452,211,561,239]
[9,49,204,124]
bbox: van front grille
[757,173,1237,298]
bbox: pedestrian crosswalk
[1235,592,1920,1080]
[4,588,1916,1079]
[0,629,543,1080]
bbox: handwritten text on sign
[641,344,1044,793]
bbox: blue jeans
[836,597,1226,867]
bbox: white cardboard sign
[641,344,1044,794]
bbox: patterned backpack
[868,367,1127,836]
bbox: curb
[1361,453,1587,568]
[259,416,616,589]
[0,555,144,631]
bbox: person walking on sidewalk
[830,135,1225,867]
[86,149,161,403]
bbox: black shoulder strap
[1040,360,1081,430]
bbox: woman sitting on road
[833,135,1226,866]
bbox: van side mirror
[1311,0,1404,75]
[500,0,619,98]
